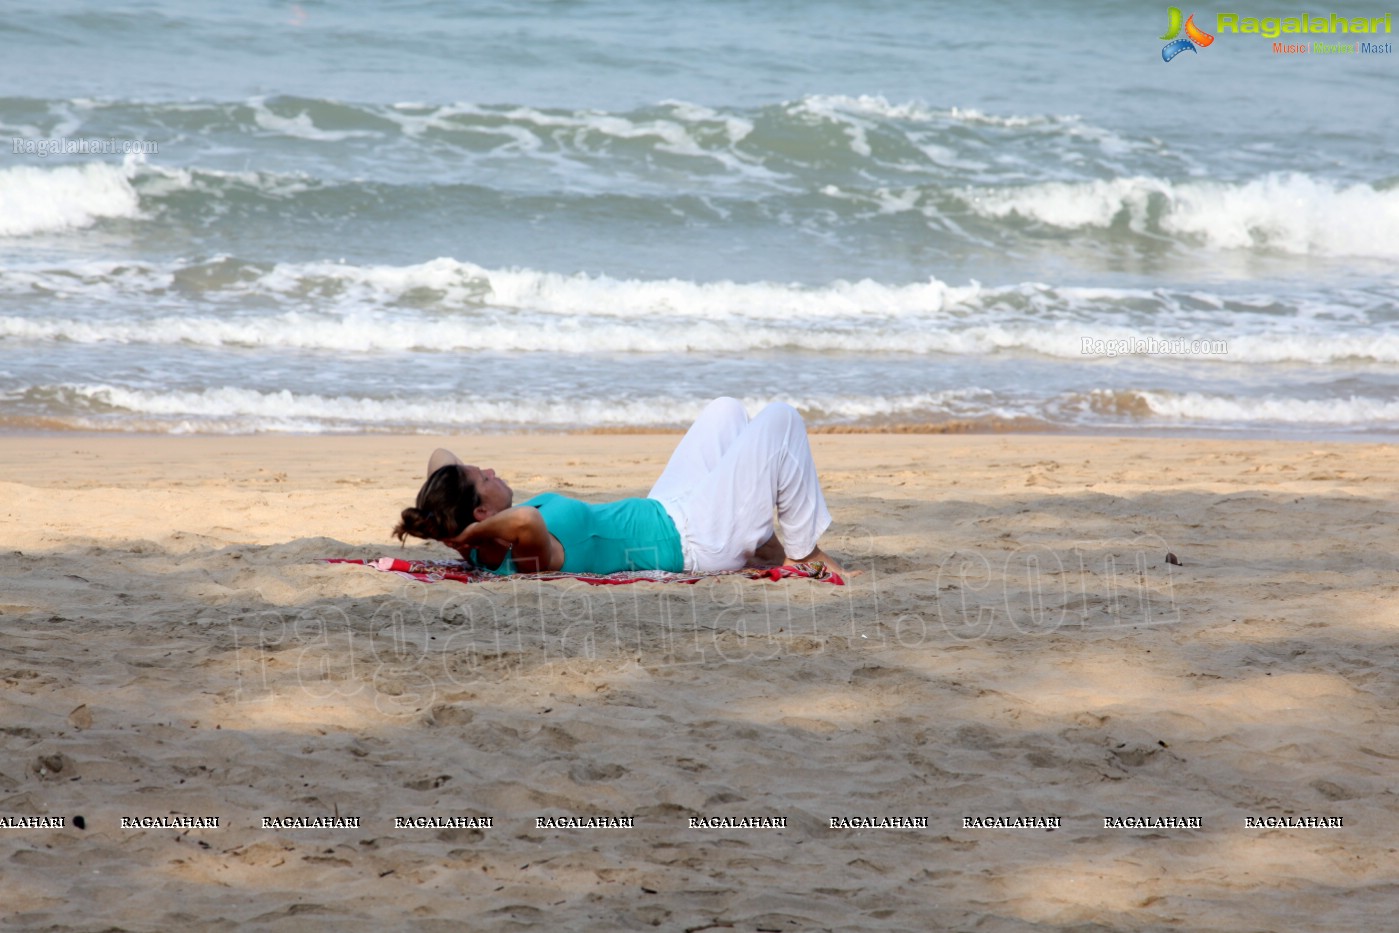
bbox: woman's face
[460,464,513,519]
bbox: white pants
[649,398,833,573]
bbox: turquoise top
[476,493,684,576]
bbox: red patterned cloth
[323,557,844,586]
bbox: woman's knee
[691,397,750,433]
[755,401,805,430]
[703,396,748,419]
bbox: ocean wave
[104,159,1399,262]
[0,306,1016,355]
[16,380,1396,435]
[27,157,1391,265]
[14,96,1386,260]
[3,258,1396,363]
[792,95,1063,130]
[0,254,987,333]
[5,307,1393,364]
[967,173,1399,259]
[6,94,1185,193]
[13,383,1026,434]
[248,97,384,142]
[0,157,143,236]
[1067,389,1399,427]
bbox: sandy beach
[2,431,1396,932]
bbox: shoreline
[0,422,1393,444]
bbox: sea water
[2,1,1396,435]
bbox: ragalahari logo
[1161,7,1216,60]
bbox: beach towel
[324,557,844,586]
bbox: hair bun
[393,506,442,542]
[395,462,480,544]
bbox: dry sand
[1,432,1396,932]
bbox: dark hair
[393,465,481,543]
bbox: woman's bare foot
[788,546,855,578]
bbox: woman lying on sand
[394,397,846,577]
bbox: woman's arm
[426,447,463,480]
[442,506,563,573]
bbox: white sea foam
[970,173,1399,258]
[131,163,314,199]
[0,157,314,240]
[794,95,1059,129]
[42,384,1007,433]
[249,99,381,142]
[660,100,755,146]
[3,259,1396,364]
[0,160,142,236]
[7,306,1392,364]
[1120,390,1399,427]
[0,308,1001,355]
[22,379,1396,435]
[407,101,775,182]
[0,259,175,302]
[252,258,986,322]
[1160,174,1399,258]
[788,96,905,159]
[974,177,1158,230]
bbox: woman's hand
[442,522,508,565]
[440,522,481,555]
[439,517,525,570]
